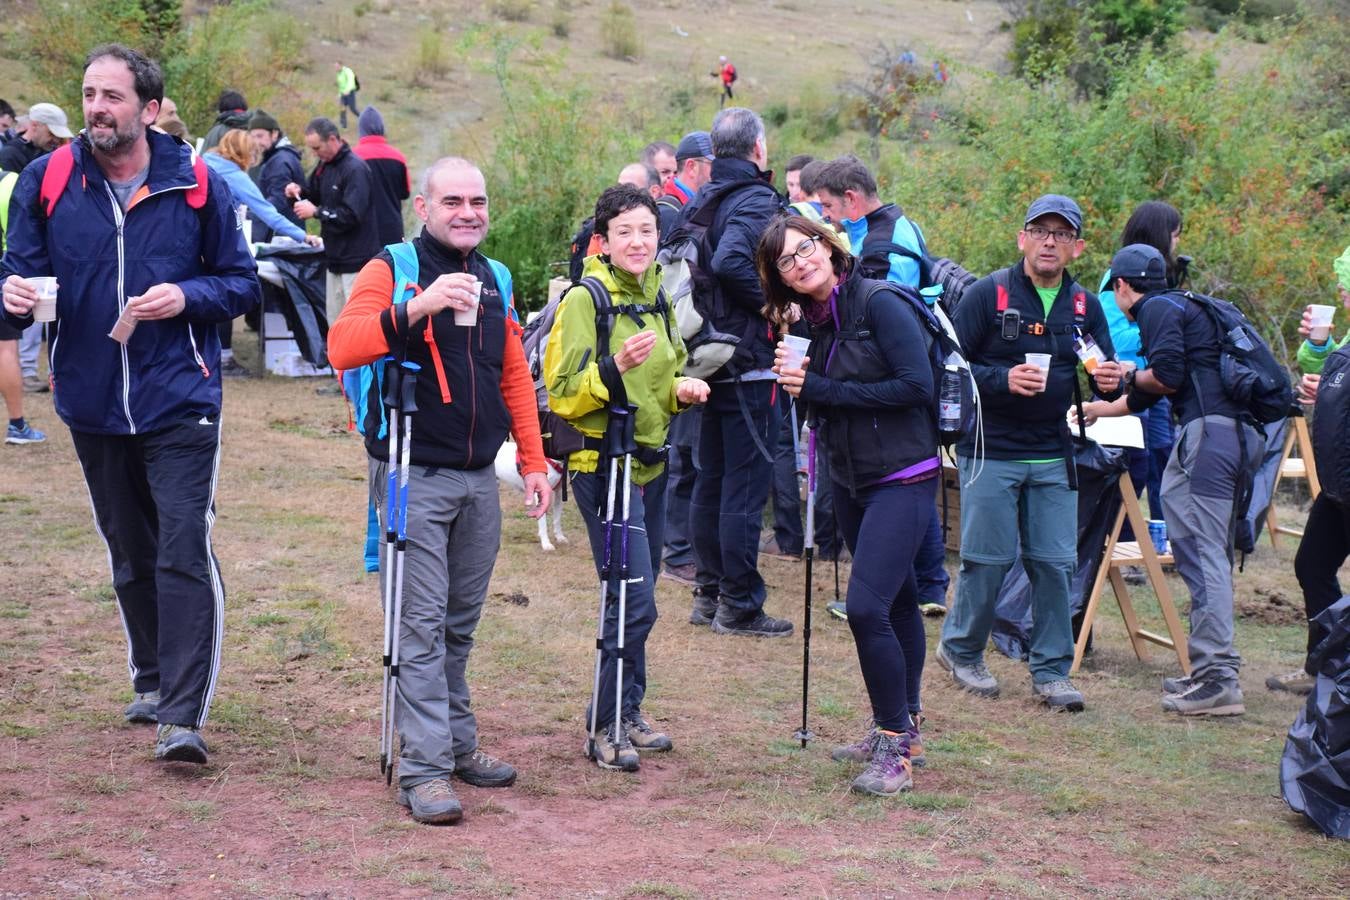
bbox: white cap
[27,103,73,139]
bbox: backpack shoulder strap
[485,256,518,324]
[994,267,1010,312]
[39,144,77,218]
[186,154,209,209]
[576,276,616,362]
[386,241,419,304]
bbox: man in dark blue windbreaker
[1,44,260,765]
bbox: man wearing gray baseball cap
[0,102,73,174]
[936,194,1123,712]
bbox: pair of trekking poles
[379,358,420,784]
[585,403,641,761]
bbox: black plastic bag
[1281,594,1350,839]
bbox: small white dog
[494,441,567,551]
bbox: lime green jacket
[1298,333,1345,375]
[336,66,356,95]
[544,255,689,485]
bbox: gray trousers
[369,458,501,788]
[1160,415,1262,685]
[19,322,41,378]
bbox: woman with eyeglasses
[757,214,938,797]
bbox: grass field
[0,330,1347,897]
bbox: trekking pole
[612,446,635,748]
[383,361,420,786]
[586,451,621,760]
[378,359,402,779]
[794,427,816,749]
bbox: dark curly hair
[593,183,658,238]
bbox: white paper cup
[31,277,58,322]
[1025,352,1051,393]
[454,280,482,327]
[779,334,810,372]
[1310,304,1335,342]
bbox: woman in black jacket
[757,215,938,797]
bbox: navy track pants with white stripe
[72,417,225,729]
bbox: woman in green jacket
[544,184,709,772]
[1294,245,1350,386]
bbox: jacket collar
[72,129,199,194]
[710,156,773,187]
[416,227,481,272]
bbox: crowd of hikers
[1,42,1347,830]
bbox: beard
[86,114,143,154]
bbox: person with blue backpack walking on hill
[544,184,709,772]
[328,156,552,825]
[1077,243,1284,716]
[758,214,941,796]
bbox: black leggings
[833,475,934,732]
[1294,492,1350,669]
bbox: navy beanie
[358,106,385,137]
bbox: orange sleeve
[327,257,396,370]
[501,318,546,475]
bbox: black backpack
[1312,345,1350,503]
[1183,291,1294,425]
[856,217,978,315]
[863,281,977,449]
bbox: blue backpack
[343,241,517,441]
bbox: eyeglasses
[1025,225,1078,245]
[775,236,820,272]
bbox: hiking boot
[850,731,912,796]
[154,724,208,764]
[398,778,463,825]
[453,747,517,787]
[688,588,718,626]
[1265,668,1314,696]
[219,356,251,378]
[623,713,673,752]
[123,690,160,724]
[22,374,49,393]
[5,421,46,444]
[1161,672,1194,696]
[919,601,947,617]
[935,643,999,698]
[661,562,697,586]
[831,726,879,764]
[711,609,794,637]
[587,727,639,772]
[1122,565,1147,585]
[1032,678,1086,712]
[1161,678,1245,716]
[826,600,848,621]
[759,535,799,559]
[907,715,926,768]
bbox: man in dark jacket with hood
[680,106,792,638]
[1,43,260,765]
[202,89,248,150]
[247,109,305,243]
[285,116,378,343]
[352,107,409,246]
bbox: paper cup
[454,280,482,327]
[108,306,138,344]
[779,334,811,372]
[31,276,58,322]
[1025,352,1051,393]
[1310,304,1335,342]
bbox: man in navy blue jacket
[1,43,260,765]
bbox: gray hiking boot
[623,713,673,752]
[825,600,848,621]
[1161,673,1195,696]
[711,609,793,637]
[1032,678,1086,712]
[124,690,160,724]
[831,726,879,764]
[399,778,463,825]
[1161,678,1245,716]
[935,643,999,698]
[453,747,517,788]
[688,588,718,627]
[1265,668,1314,696]
[850,731,912,797]
[154,724,208,764]
[587,727,640,772]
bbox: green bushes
[599,1,641,60]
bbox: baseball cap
[28,103,73,139]
[1110,243,1169,289]
[675,130,713,163]
[1024,194,1082,234]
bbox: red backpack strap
[995,268,1010,312]
[185,155,209,209]
[39,144,78,218]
